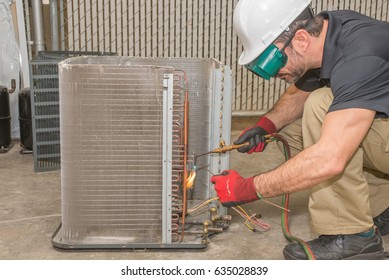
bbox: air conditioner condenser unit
[52,57,232,249]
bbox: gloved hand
[210,170,260,207]
[234,116,276,154]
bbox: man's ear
[293,29,310,52]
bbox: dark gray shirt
[295,10,389,117]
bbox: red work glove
[211,170,260,207]
[234,116,276,154]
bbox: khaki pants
[278,88,389,235]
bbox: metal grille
[29,51,116,172]
[59,62,167,245]
[29,58,62,171]
[23,1,389,116]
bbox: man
[211,0,389,260]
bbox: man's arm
[233,84,310,154]
[254,108,376,197]
[265,84,311,131]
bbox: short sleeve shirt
[295,10,389,117]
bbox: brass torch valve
[210,140,247,154]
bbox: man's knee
[303,87,333,118]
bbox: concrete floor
[0,117,388,260]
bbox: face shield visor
[244,34,294,80]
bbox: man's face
[275,42,306,84]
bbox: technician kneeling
[211,0,389,260]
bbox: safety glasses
[244,34,294,80]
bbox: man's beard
[279,48,305,84]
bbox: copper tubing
[170,71,190,243]
[172,233,180,242]
[171,175,181,211]
[171,213,179,242]
[171,220,179,231]
[180,88,189,242]
[172,70,190,243]
[172,70,189,242]
[8,79,16,94]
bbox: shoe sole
[283,248,386,260]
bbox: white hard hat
[234,0,312,65]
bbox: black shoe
[283,229,385,260]
[374,207,389,236]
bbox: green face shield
[244,33,294,80]
[244,44,288,80]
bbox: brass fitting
[201,206,231,243]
